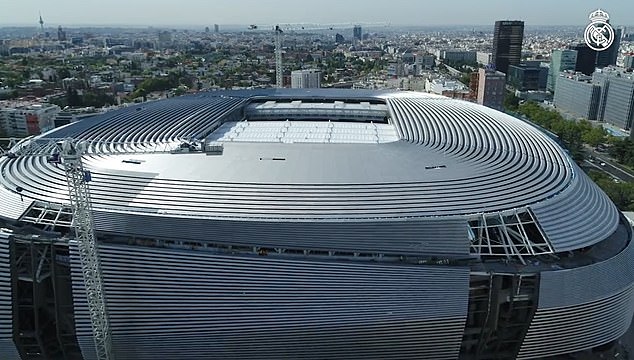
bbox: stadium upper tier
[0,90,619,254]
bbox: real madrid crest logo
[584,9,615,51]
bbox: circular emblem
[584,9,615,52]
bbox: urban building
[57,25,66,42]
[0,103,60,137]
[214,24,219,33]
[476,51,493,66]
[0,90,632,360]
[353,25,362,41]
[440,49,476,64]
[492,20,524,75]
[387,61,405,77]
[568,43,597,76]
[53,111,98,128]
[624,54,634,70]
[425,78,466,95]
[290,69,321,88]
[158,30,172,49]
[596,28,622,68]
[477,68,506,110]
[414,53,435,72]
[507,62,548,91]
[515,90,549,102]
[618,26,627,39]
[547,49,577,91]
[553,72,601,120]
[469,71,479,100]
[335,33,345,44]
[593,67,634,130]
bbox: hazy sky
[2,0,633,27]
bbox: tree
[503,92,520,111]
[459,73,471,86]
[67,88,82,107]
[57,67,71,79]
[581,126,607,147]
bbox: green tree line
[515,101,607,161]
[608,138,634,168]
[129,72,192,100]
[515,101,634,211]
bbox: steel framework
[275,25,283,88]
[60,142,112,360]
[467,208,556,264]
[0,137,199,360]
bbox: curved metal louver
[69,242,470,360]
[519,223,634,358]
[518,285,634,359]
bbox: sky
[1,0,633,27]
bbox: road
[585,147,634,183]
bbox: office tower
[492,20,524,75]
[547,49,577,92]
[618,26,627,39]
[625,54,634,70]
[335,33,345,44]
[57,25,66,42]
[353,25,362,42]
[553,72,601,120]
[596,28,622,68]
[290,69,321,88]
[568,43,597,76]
[205,26,210,33]
[214,24,219,33]
[477,67,506,110]
[508,61,548,91]
[593,68,634,130]
[158,30,172,49]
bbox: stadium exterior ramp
[0,89,631,360]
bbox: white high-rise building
[291,69,321,89]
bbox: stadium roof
[0,89,620,254]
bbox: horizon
[2,0,633,29]
[1,23,631,31]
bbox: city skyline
[1,0,633,28]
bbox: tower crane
[275,25,284,89]
[0,137,195,360]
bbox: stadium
[0,89,632,360]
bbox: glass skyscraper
[492,20,524,75]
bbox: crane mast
[59,141,113,360]
[275,25,283,88]
[0,137,169,360]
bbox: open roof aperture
[206,98,398,144]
